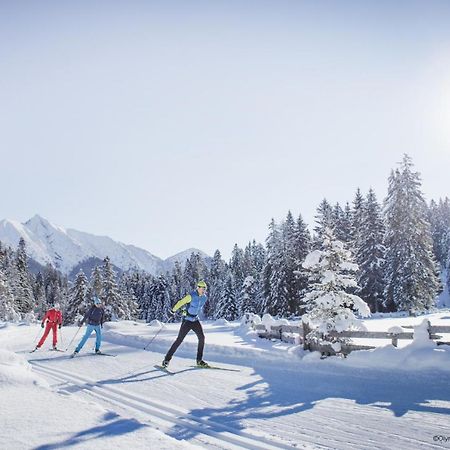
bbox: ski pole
[59,327,64,350]
[32,325,42,346]
[143,324,165,351]
[65,326,82,352]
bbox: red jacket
[42,308,63,325]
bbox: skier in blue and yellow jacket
[162,281,209,368]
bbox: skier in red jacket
[34,303,63,351]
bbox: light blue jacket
[172,290,207,322]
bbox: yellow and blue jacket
[172,290,207,322]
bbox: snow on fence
[253,321,450,356]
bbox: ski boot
[196,360,210,368]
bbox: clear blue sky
[1,1,450,259]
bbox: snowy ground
[2,313,450,449]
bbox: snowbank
[102,315,450,373]
[0,349,47,388]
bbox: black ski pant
[165,319,205,362]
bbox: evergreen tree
[66,270,90,324]
[33,272,48,319]
[146,275,171,322]
[241,275,259,314]
[215,270,238,320]
[207,250,226,318]
[356,189,386,312]
[118,275,139,320]
[428,198,450,268]
[383,155,440,314]
[293,214,312,315]
[101,257,126,321]
[331,203,352,244]
[263,219,289,316]
[313,199,333,248]
[183,253,209,292]
[90,266,103,298]
[229,244,245,314]
[12,238,34,314]
[351,188,365,252]
[302,227,370,347]
[281,211,298,315]
[0,266,19,321]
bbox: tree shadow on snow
[33,412,147,449]
[165,361,450,442]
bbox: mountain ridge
[0,215,208,276]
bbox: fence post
[302,321,310,351]
[391,335,398,347]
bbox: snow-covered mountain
[0,215,208,276]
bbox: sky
[1,0,450,260]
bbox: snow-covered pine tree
[0,265,20,321]
[146,275,171,322]
[332,203,352,244]
[12,238,34,314]
[356,189,386,312]
[263,219,289,316]
[313,199,333,249]
[32,272,48,319]
[241,241,266,314]
[138,274,155,321]
[281,211,299,316]
[101,257,126,321]
[428,198,450,268]
[302,227,370,349]
[66,270,90,324]
[169,261,184,304]
[351,188,365,253]
[215,270,239,320]
[207,250,226,318]
[183,252,209,292]
[230,244,245,314]
[292,214,311,315]
[90,266,103,299]
[122,271,148,319]
[240,275,259,314]
[249,240,267,315]
[118,275,139,320]
[383,155,440,314]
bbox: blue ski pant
[75,324,102,352]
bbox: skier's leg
[94,326,102,351]
[51,323,58,347]
[75,325,94,352]
[37,323,52,348]
[191,321,205,362]
[164,320,192,361]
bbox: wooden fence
[253,321,450,356]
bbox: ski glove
[41,323,45,328]
[58,324,62,329]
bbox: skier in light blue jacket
[161,281,208,368]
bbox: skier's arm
[41,311,50,325]
[79,307,92,326]
[172,295,192,312]
[57,311,63,326]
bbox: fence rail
[254,321,450,355]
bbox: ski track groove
[30,361,297,450]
